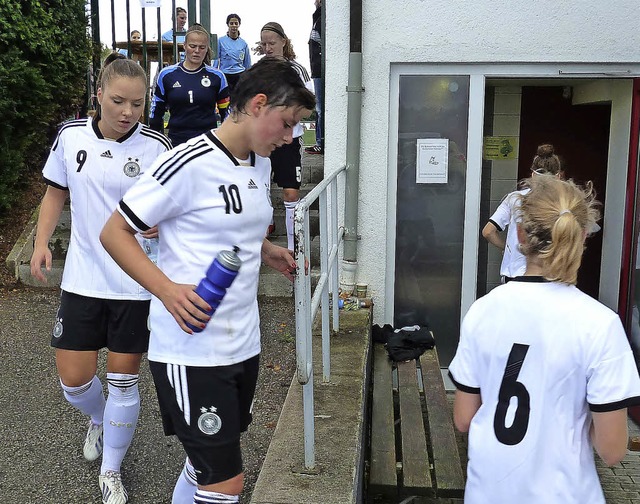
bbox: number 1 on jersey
[493,343,531,445]
[188,90,194,104]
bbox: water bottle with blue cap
[186,246,242,333]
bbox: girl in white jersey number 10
[101,57,315,504]
[449,175,640,504]
[30,59,171,504]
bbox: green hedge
[0,0,91,213]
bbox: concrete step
[270,183,320,211]
[268,209,320,239]
[49,227,70,260]
[259,236,321,297]
[18,259,65,287]
[302,158,324,185]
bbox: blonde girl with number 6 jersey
[30,59,171,504]
[450,175,640,504]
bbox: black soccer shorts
[271,136,303,190]
[51,290,150,353]
[149,355,260,485]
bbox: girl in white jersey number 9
[30,58,171,504]
[449,175,640,504]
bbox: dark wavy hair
[230,57,315,117]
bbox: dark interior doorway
[518,86,611,298]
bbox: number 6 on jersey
[493,343,531,445]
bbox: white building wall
[325,0,640,323]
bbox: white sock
[100,373,140,474]
[172,458,198,504]
[284,199,299,251]
[61,375,105,425]
[194,489,239,504]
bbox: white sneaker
[83,421,103,461]
[99,471,128,504]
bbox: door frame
[387,63,640,328]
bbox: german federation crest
[123,158,141,177]
[53,318,64,338]
[198,406,222,435]
[201,76,211,87]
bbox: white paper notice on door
[139,0,162,7]
[416,138,449,184]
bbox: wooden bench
[368,343,465,501]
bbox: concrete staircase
[259,152,323,297]
[6,153,325,296]
[6,203,69,287]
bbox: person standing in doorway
[450,175,640,503]
[259,22,313,250]
[215,13,251,91]
[149,24,230,146]
[100,57,315,504]
[305,0,323,155]
[482,143,562,282]
[30,58,171,504]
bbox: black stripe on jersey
[448,371,480,394]
[43,176,68,191]
[140,126,172,150]
[205,131,242,166]
[119,200,151,232]
[511,276,548,283]
[289,60,310,82]
[52,119,87,151]
[153,138,213,185]
[488,219,503,232]
[590,395,640,412]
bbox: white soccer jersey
[42,118,171,300]
[449,278,640,504]
[488,189,528,278]
[118,131,273,366]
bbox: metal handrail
[293,164,347,470]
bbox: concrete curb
[251,309,371,504]
[5,205,40,277]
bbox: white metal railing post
[319,191,331,383]
[293,165,347,470]
[331,179,340,332]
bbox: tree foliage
[0,0,91,212]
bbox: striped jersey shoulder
[52,118,88,150]
[151,137,213,186]
[159,62,180,77]
[140,125,172,150]
[289,60,310,82]
[57,117,88,134]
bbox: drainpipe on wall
[340,0,364,295]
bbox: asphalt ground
[2,285,638,503]
[0,286,295,503]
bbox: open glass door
[392,75,470,366]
